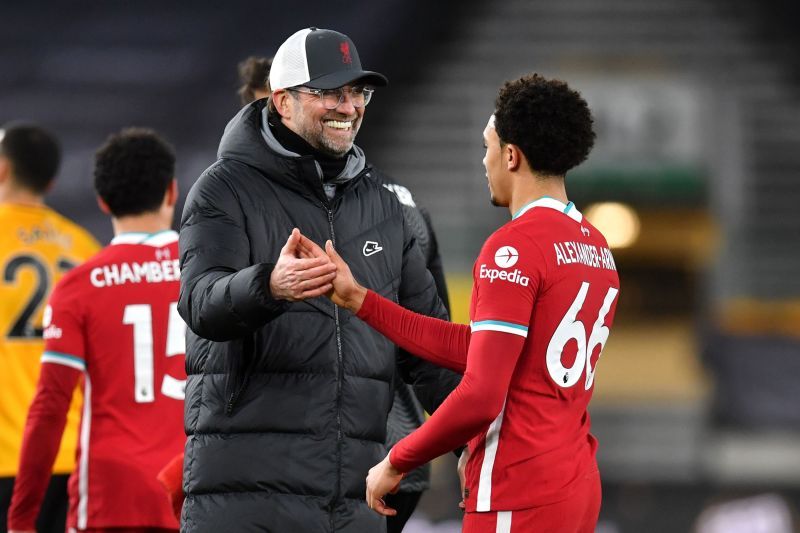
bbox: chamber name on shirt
[553,241,617,271]
[90,259,181,288]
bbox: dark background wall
[4,2,800,531]
[1,0,469,242]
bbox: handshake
[268,228,367,312]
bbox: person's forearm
[357,290,470,373]
[8,365,78,530]
[388,331,524,472]
[179,187,290,341]
[179,263,288,341]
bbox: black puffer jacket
[178,99,458,532]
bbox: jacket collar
[110,230,179,247]
[217,99,367,204]
[512,196,582,222]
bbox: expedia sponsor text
[479,264,530,286]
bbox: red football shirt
[8,231,186,530]
[463,197,619,511]
[359,198,620,512]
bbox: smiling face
[278,85,364,157]
[482,115,510,207]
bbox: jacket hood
[217,99,366,200]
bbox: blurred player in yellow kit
[0,123,99,533]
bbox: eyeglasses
[287,85,374,110]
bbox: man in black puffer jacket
[233,52,453,533]
[178,28,460,532]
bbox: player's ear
[271,91,292,119]
[506,144,523,172]
[164,178,178,208]
[96,196,112,215]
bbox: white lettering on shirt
[479,264,530,287]
[89,259,181,288]
[553,242,617,271]
[43,324,63,339]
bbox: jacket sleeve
[390,330,525,472]
[394,216,461,415]
[359,290,469,373]
[178,168,289,341]
[420,207,451,315]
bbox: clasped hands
[268,228,365,311]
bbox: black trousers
[0,475,68,533]
[384,491,423,533]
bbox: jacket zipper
[225,377,249,416]
[225,335,254,416]
[327,207,343,532]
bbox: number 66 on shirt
[547,282,619,390]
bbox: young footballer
[311,74,620,533]
[8,128,185,533]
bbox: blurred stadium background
[4,1,800,531]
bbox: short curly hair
[93,128,175,217]
[494,74,595,176]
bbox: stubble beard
[300,118,360,158]
[320,123,359,157]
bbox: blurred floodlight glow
[585,202,640,249]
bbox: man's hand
[365,454,404,517]
[324,241,367,313]
[270,229,337,301]
[457,446,471,510]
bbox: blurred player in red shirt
[8,128,185,533]
[0,123,100,533]
[311,74,619,532]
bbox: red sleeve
[157,452,185,521]
[8,363,81,530]
[357,289,471,373]
[387,226,543,472]
[389,330,524,472]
